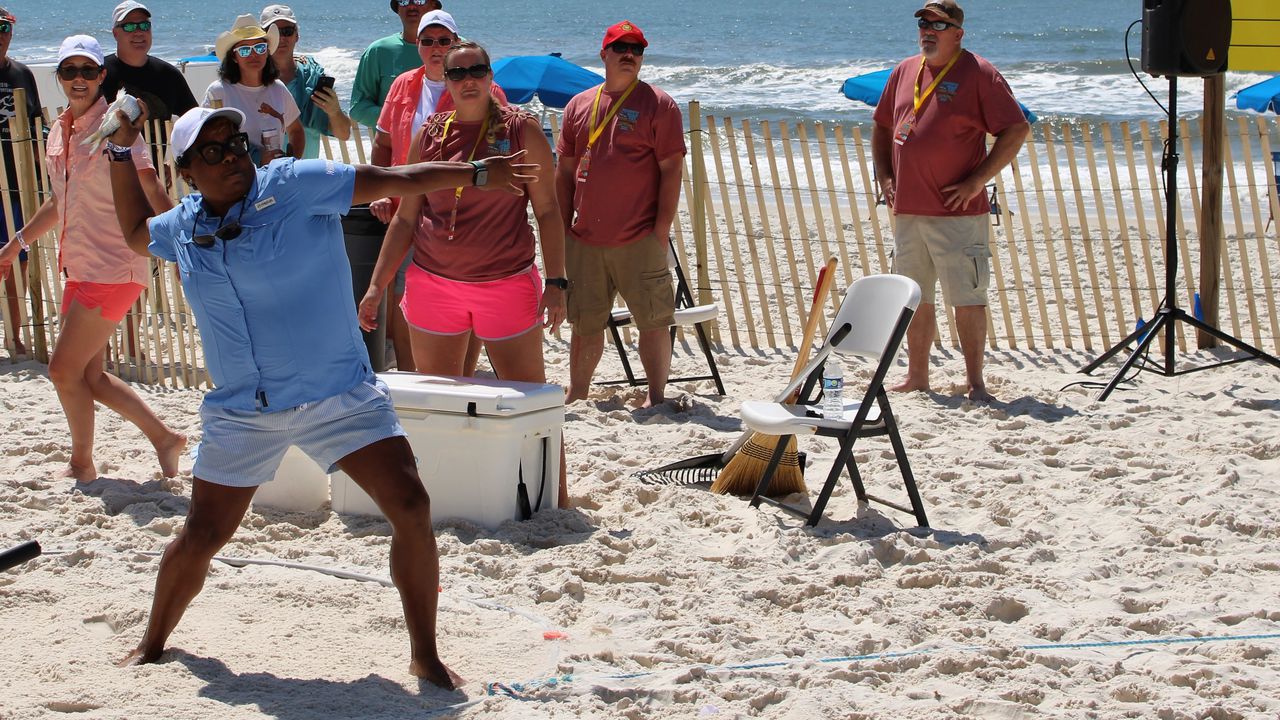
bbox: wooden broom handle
[787,256,838,389]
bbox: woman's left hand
[540,286,566,333]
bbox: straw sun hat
[214,14,279,62]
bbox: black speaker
[1141,0,1232,77]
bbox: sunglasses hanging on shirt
[192,195,249,248]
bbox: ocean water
[9,0,1276,125]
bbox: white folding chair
[740,274,927,527]
[603,238,726,395]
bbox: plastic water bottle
[821,356,844,419]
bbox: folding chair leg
[748,435,792,507]
[608,321,641,387]
[843,454,868,503]
[807,436,858,526]
[881,395,929,527]
[692,322,727,395]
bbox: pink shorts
[60,281,146,323]
[402,263,543,341]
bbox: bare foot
[967,385,996,403]
[117,645,162,667]
[638,392,666,410]
[154,433,187,478]
[411,657,464,690]
[564,385,589,403]
[62,462,98,482]
[890,378,930,393]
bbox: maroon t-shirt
[873,50,1025,217]
[557,81,686,247]
[412,106,537,281]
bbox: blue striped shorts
[193,378,407,487]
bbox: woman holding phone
[260,4,351,159]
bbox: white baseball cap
[112,1,150,25]
[57,35,105,66]
[417,10,458,36]
[171,106,246,163]
[259,4,296,28]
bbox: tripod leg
[1097,312,1170,401]
[1080,318,1159,375]
[1180,314,1280,370]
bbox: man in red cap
[872,0,1029,402]
[557,21,686,409]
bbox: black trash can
[342,205,388,372]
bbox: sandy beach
[2,337,1278,719]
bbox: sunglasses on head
[0,22,13,34]
[443,63,490,81]
[234,42,270,58]
[276,25,296,37]
[397,0,429,6]
[117,20,151,32]
[917,18,959,31]
[607,41,645,56]
[57,64,102,81]
[192,196,248,248]
[418,36,454,47]
[187,132,251,166]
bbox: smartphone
[315,75,335,94]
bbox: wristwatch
[470,160,488,187]
[544,277,569,290]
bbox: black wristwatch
[544,277,569,290]
[470,160,488,187]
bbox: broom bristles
[710,433,804,497]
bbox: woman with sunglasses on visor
[202,14,303,164]
[359,41,568,506]
[0,35,184,482]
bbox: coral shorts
[402,263,543,341]
[60,281,146,323]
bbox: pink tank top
[411,105,536,282]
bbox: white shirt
[412,77,447,135]
[203,80,301,153]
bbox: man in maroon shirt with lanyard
[872,0,1029,402]
[557,21,686,409]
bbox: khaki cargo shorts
[891,214,991,307]
[566,233,676,334]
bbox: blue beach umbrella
[491,53,603,109]
[840,69,1038,123]
[1234,74,1280,114]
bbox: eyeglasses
[117,20,151,32]
[192,196,248,248]
[418,36,454,47]
[397,0,429,6]
[234,42,270,58]
[57,65,103,81]
[607,41,645,56]
[0,22,12,34]
[276,26,296,38]
[917,18,959,31]
[443,63,491,81]
[188,132,251,166]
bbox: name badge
[255,196,277,211]
[893,117,914,146]
[577,148,591,181]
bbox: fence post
[1198,74,1225,348]
[11,89,46,362]
[687,101,711,308]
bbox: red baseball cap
[602,20,647,50]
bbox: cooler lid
[377,372,565,417]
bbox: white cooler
[331,372,563,528]
[253,445,330,513]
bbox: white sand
[2,340,1279,719]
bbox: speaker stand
[1080,75,1280,400]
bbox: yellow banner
[1231,0,1280,71]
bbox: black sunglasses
[276,25,296,37]
[917,18,959,31]
[443,63,491,81]
[418,36,454,47]
[117,20,151,32]
[607,41,645,56]
[57,65,102,81]
[192,195,248,248]
[397,0,429,6]
[187,132,251,166]
[0,22,12,34]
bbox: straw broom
[711,256,838,496]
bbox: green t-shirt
[349,34,422,128]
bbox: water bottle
[821,356,844,419]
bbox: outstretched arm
[351,151,538,205]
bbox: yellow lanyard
[912,51,961,115]
[441,112,490,199]
[587,79,639,149]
